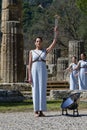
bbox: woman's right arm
[28,51,32,83]
[74,61,80,70]
[64,63,72,72]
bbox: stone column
[57,57,68,81]
[0,0,24,83]
[68,40,84,63]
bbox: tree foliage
[22,0,54,49]
[76,0,87,13]
[0,0,87,51]
[22,0,87,50]
[52,0,82,40]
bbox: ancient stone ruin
[0,0,25,102]
[0,0,24,83]
[68,40,84,64]
[0,1,85,102]
[46,40,84,81]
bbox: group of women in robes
[66,53,87,90]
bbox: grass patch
[47,100,62,111]
[0,100,33,112]
[0,100,87,113]
[79,101,87,110]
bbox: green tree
[76,0,87,50]
[22,0,87,50]
[76,0,87,13]
[52,0,82,40]
[48,0,87,53]
[22,2,32,32]
[22,1,54,49]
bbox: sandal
[39,112,45,117]
[35,111,39,117]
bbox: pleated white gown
[78,60,87,90]
[31,49,47,112]
[70,63,78,90]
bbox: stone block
[50,90,87,100]
[50,90,71,100]
[0,89,24,102]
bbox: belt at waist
[32,59,46,63]
[80,67,87,68]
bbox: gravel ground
[0,110,87,130]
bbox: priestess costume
[31,49,47,111]
[78,60,87,90]
[69,63,78,90]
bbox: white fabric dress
[69,63,78,90]
[78,60,87,90]
[31,49,47,111]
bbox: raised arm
[46,26,58,54]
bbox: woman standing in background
[74,53,87,90]
[65,56,78,90]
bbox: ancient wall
[68,40,84,63]
[57,57,68,81]
[0,0,24,83]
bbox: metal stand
[62,107,79,116]
[73,108,79,116]
[62,108,68,115]
[61,93,80,117]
